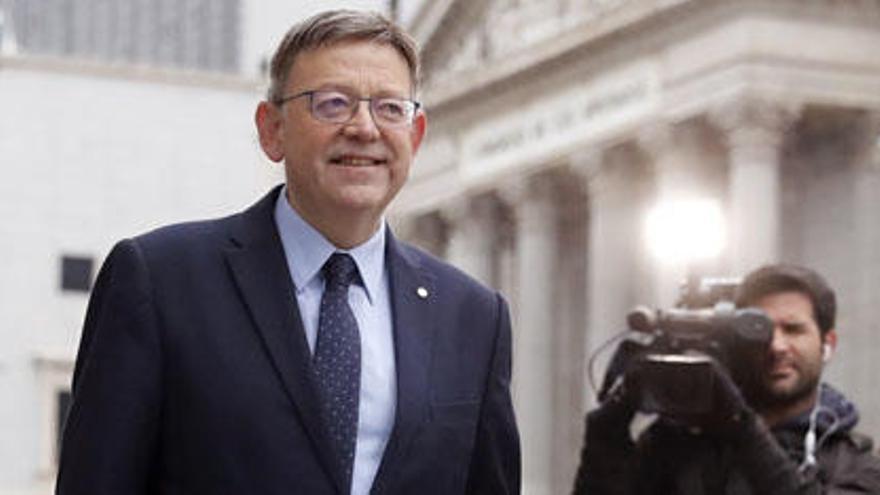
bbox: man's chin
[767,384,799,402]
[750,378,817,411]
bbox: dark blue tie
[314,253,361,491]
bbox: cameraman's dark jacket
[620,384,880,494]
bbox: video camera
[604,277,773,417]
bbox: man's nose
[769,327,787,352]
[342,101,381,140]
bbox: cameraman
[572,264,880,494]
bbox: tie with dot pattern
[313,253,361,492]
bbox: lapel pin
[416,287,429,299]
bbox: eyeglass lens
[310,91,415,126]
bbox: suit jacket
[56,186,521,495]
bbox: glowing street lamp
[644,197,726,266]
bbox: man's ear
[822,330,837,362]
[255,101,285,163]
[409,110,427,153]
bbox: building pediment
[416,0,634,91]
[415,0,880,110]
[415,0,696,107]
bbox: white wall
[0,59,282,494]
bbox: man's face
[257,41,425,231]
[752,290,835,409]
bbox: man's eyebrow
[293,83,352,94]
[779,320,808,330]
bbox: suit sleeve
[465,293,522,494]
[56,239,162,495]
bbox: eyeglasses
[276,89,421,128]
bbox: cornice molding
[409,0,461,47]
[422,0,696,110]
[709,95,802,152]
[0,54,262,93]
[421,0,880,112]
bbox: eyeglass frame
[275,89,422,128]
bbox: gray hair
[266,10,421,104]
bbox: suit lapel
[223,187,343,493]
[372,232,438,491]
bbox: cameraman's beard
[747,367,822,412]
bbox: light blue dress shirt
[274,189,397,495]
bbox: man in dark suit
[56,10,520,495]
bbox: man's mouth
[767,361,796,378]
[330,155,386,166]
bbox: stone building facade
[394,1,880,493]
[2,0,241,73]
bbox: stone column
[572,146,651,409]
[549,164,591,494]
[395,211,447,258]
[854,113,880,295]
[849,111,880,438]
[711,97,799,275]
[498,174,560,495]
[494,203,518,309]
[440,194,500,286]
[850,111,880,272]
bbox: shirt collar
[273,187,385,304]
